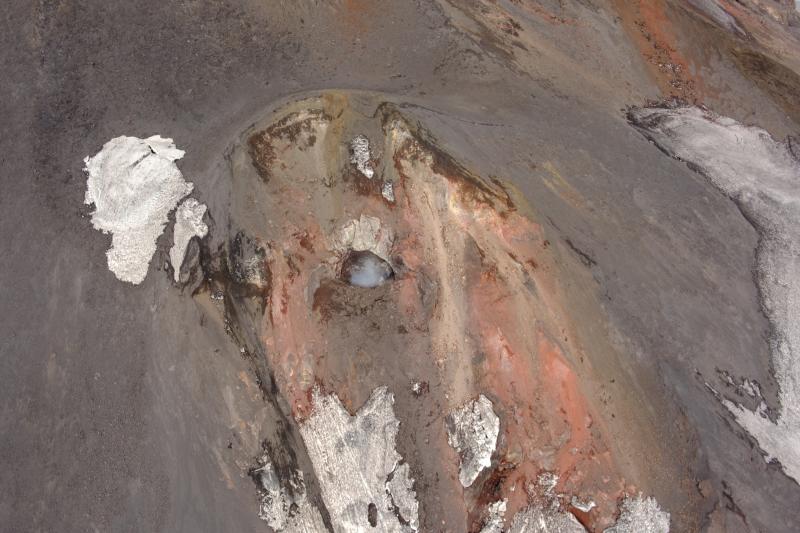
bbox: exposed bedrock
[195,92,700,532]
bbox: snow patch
[251,455,326,532]
[350,134,375,178]
[169,198,208,282]
[479,500,507,533]
[84,135,193,284]
[382,180,396,203]
[507,505,586,533]
[571,496,597,513]
[445,394,500,487]
[299,386,419,532]
[333,214,394,263]
[386,463,419,531]
[604,494,670,533]
[629,105,800,484]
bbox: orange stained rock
[447,178,624,528]
[338,0,377,35]
[263,221,327,419]
[612,0,705,102]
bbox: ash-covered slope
[4,1,800,533]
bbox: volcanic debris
[169,198,208,282]
[445,394,500,487]
[250,454,326,532]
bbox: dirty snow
[299,386,419,532]
[386,462,419,531]
[506,505,586,533]
[169,198,208,282]
[333,214,394,262]
[537,472,559,498]
[343,250,393,288]
[350,134,374,178]
[571,496,596,513]
[251,456,326,532]
[445,394,500,487]
[84,135,193,284]
[382,180,396,202]
[603,494,669,533]
[629,105,800,484]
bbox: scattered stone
[411,380,429,396]
[536,471,559,498]
[299,386,419,532]
[83,135,193,284]
[604,494,670,533]
[229,232,270,290]
[445,394,500,487]
[350,134,374,178]
[741,379,761,399]
[479,500,507,533]
[169,198,208,282]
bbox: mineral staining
[350,134,374,178]
[603,494,670,533]
[169,198,208,282]
[446,394,500,487]
[84,135,193,284]
[629,105,800,483]
[298,386,419,532]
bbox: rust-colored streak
[612,0,704,102]
[425,155,624,528]
[519,0,580,26]
[338,0,377,35]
